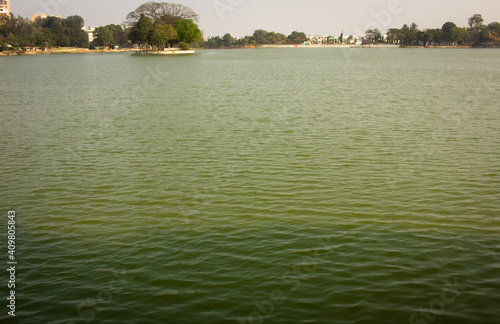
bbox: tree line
[0,14,88,49]
[369,14,499,47]
[2,5,498,51]
[0,13,133,50]
[0,1,203,51]
[202,30,308,48]
[203,13,499,49]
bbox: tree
[129,14,154,49]
[468,14,484,30]
[19,19,38,49]
[236,37,249,47]
[252,29,268,44]
[174,19,202,44]
[276,33,287,44]
[41,16,64,37]
[416,30,429,46]
[38,16,66,46]
[93,26,113,47]
[426,28,443,45]
[34,31,46,47]
[150,24,176,49]
[60,35,71,47]
[222,33,234,46]
[178,42,189,50]
[386,28,401,44]
[268,31,277,44]
[7,32,18,47]
[477,27,491,45]
[488,22,500,37]
[62,15,84,29]
[366,28,382,43]
[468,14,487,46]
[287,31,307,44]
[62,15,87,47]
[400,24,416,46]
[442,22,457,34]
[205,36,222,48]
[442,21,457,42]
[0,14,15,36]
[450,27,468,45]
[126,2,199,24]
[1,14,88,48]
[106,24,127,47]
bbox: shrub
[178,42,189,50]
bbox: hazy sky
[11,0,500,37]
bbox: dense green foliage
[489,22,500,37]
[126,2,201,50]
[0,2,201,51]
[174,19,202,44]
[202,30,308,48]
[128,14,199,50]
[0,14,88,48]
[385,14,499,47]
[178,42,189,51]
[129,14,154,48]
[150,24,177,49]
[365,28,382,43]
[206,13,498,49]
[1,6,498,51]
[93,24,129,48]
[287,31,308,45]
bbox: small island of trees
[125,2,202,51]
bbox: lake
[0,48,499,323]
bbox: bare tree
[126,2,199,25]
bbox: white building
[83,26,98,43]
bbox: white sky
[11,0,500,37]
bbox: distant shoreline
[261,44,399,48]
[215,44,479,49]
[0,48,135,56]
[1,44,495,56]
[201,44,487,50]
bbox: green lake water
[0,48,499,323]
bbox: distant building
[31,13,46,22]
[0,0,11,18]
[31,13,61,23]
[83,26,98,43]
[307,35,322,45]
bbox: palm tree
[387,28,402,44]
